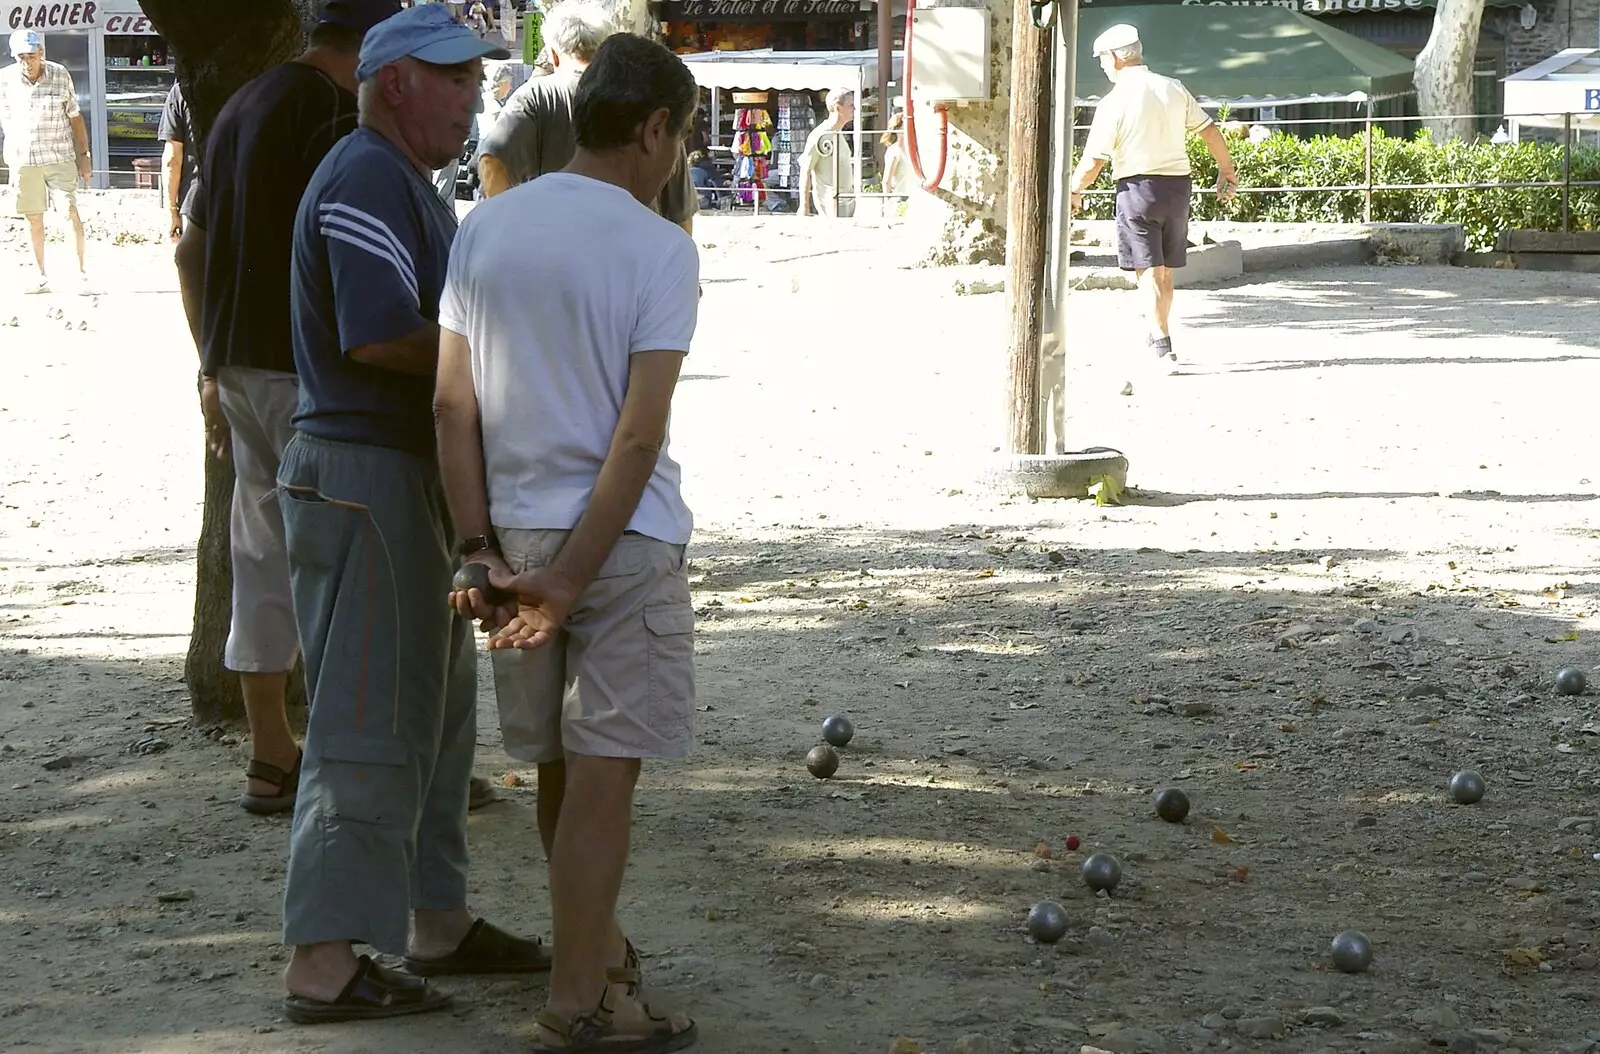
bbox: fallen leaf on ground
[1212,827,1236,844]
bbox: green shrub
[1078,128,1600,250]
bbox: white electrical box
[909,7,991,103]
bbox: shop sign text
[6,3,99,30]
[661,0,862,20]
[1587,88,1600,111]
[104,13,156,34]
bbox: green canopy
[1076,5,1417,106]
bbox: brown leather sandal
[239,751,302,816]
[605,939,643,997]
[532,987,696,1053]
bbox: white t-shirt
[438,173,700,544]
[1083,66,1212,179]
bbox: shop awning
[678,48,903,93]
[1503,48,1600,130]
[1076,5,1417,106]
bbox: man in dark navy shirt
[173,0,396,818]
[275,4,547,1026]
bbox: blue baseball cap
[9,29,43,56]
[318,0,403,32]
[355,3,510,82]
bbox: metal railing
[701,108,1600,232]
[1071,109,1600,233]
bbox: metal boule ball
[1555,666,1588,696]
[453,562,490,594]
[1025,901,1069,944]
[806,744,839,779]
[821,714,855,747]
[1330,930,1373,973]
[1154,787,1190,823]
[1449,769,1485,805]
[1081,852,1122,893]
[452,562,507,604]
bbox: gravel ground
[2,198,1600,1054]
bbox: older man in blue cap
[276,4,537,1025]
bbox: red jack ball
[1065,835,1081,851]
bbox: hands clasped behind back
[447,554,581,651]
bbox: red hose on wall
[901,0,949,192]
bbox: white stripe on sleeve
[318,203,419,299]
[321,226,421,306]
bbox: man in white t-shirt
[797,88,856,217]
[1069,23,1237,374]
[435,32,700,1052]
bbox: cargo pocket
[317,734,412,827]
[307,734,413,937]
[644,603,695,741]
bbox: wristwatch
[458,534,498,558]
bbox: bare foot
[407,907,476,962]
[283,942,360,1002]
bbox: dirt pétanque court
[3,202,1600,1054]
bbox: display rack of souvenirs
[731,93,774,205]
[772,91,819,198]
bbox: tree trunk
[140,0,319,726]
[1004,0,1051,456]
[1414,0,1487,142]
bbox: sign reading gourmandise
[660,0,863,20]
[1082,0,1432,9]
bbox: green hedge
[1079,128,1600,251]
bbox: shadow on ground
[2,523,1596,1053]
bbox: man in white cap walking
[1,28,92,294]
[1070,23,1237,373]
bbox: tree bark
[140,0,319,727]
[1414,0,1487,142]
[1004,0,1051,456]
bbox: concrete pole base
[986,447,1130,500]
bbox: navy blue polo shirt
[289,127,458,457]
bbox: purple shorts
[1115,174,1192,271]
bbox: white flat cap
[1092,23,1140,56]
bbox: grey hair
[357,59,423,120]
[1110,41,1142,63]
[544,1,620,64]
[825,88,853,111]
[357,75,382,121]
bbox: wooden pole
[1005,0,1052,456]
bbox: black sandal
[239,751,302,816]
[283,954,453,1025]
[401,917,551,976]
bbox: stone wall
[1504,0,1599,73]
[900,0,1012,265]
